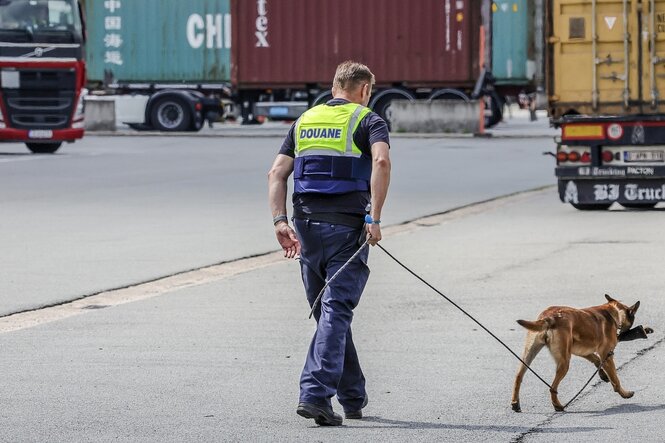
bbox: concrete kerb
[390,99,481,134]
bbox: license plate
[28,130,53,139]
[1,70,20,89]
[624,150,664,163]
[269,107,289,117]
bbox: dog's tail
[516,317,554,332]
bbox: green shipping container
[83,0,231,84]
[491,0,534,85]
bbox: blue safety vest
[293,103,372,194]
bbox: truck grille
[1,69,76,130]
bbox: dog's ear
[605,294,617,303]
[630,301,640,314]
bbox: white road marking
[0,186,554,334]
[0,252,284,333]
[0,155,56,163]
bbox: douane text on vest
[299,128,343,139]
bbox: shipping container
[231,0,497,124]
[549,0,665,210]
[83,0,231,85]
[232,0,486,89]
[492,0,541,86]
[491,0,546,115]
[232,0,483,88]
[80,0,502,130]
[547,0,665,118]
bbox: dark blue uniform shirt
[279,98,390,227]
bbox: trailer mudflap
[558,179,665,205]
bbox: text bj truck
[548,0,665,209]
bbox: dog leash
[308,236,371,319]
[376,242,614,411]
[303,216,607,410]
[563,351,613,409]
[375,243,553,391]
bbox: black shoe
[297,402,343,426]
[344,395,368,419]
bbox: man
[268,61,391,426]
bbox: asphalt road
[0,186,662,442]
[0,133,554,315]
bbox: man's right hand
[366,223,382,246]
[275,222,301,258]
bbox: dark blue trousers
[293,218,370,412]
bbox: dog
[511,294,645,412]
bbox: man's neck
[332,94,359,104]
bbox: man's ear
[362,83,370,98]
[605,294,617,303]
[630,301,640,314]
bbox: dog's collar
[607,305,622,330]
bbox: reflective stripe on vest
[293,103,372,194]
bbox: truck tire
[484,90,504,128]
[370,89,416,131]
[150,96,192,131]
[311,91,333,107]
[571,203,612,210]
[25,142,62,154]
[428,89,470,102]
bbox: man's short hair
[333,61,375,92]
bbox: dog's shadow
[339,416,609,434]
[572,403,665,417]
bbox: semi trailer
[82,0,505,132]
[549,0,665,209]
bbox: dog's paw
[511,402,521,413]
[621,390,634,399]
[645,327,654,334]
[598,369,610,383]
[553,404,565,412]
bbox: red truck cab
[0,0,85,153]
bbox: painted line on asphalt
[0,252,284,334]
[0,154,64,163]
[0,185,554,334]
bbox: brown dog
[511,294,641,412]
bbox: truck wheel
[370,89,416,131]
[571,203,612,210]
[150,97,192,131]
[311,91,333,107]
[428,89,470,102]
[25,142,62,154]
[484,90,504,128]
[621,202,657,209]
